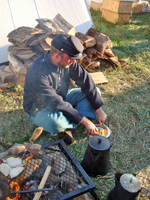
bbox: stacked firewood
[0,13,127,90]
[6,13,75,87]
[76,28,127,72]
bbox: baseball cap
[51,33,83,59]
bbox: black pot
[108,172,150,200]
[0,178,9,200]
[81,135,112,176]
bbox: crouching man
[23,33,107,144]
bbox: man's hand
[96,107,107,125]
[80,116,98,135]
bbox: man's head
[51,33,84,60]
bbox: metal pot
[0,177,9,200]
[81,134,112,176]
[108,172,150,200]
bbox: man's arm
[80,116,98,135]
[96,107,107,125]
[80,107,107,135]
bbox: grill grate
[8,140,95,200]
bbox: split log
[8,54,23,73]
[0,71,14,83]
[85,47,99,55]
[53,13,76,35]
[35,18,63,34]
[40,40,51,51]
[86,27,111,53]
[7,26,45,46]
[75,32,96,48]
[16,52,36,60]
[108,56,121,67]
[45,37,53,46]
[88,61,100,70]
[104,48,115,57]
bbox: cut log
[86,27,110,53]
[118,59,128,67]
[19,66,28,75]
[75,32,96,48]
[7,26,44,43]
[85,47,99,55]
[83,56,91,64]
[88,61,100,69]
[53,13,76,35]
[40,40,51,51]
[8,45,33,55]
[31,44,45,56]
[0,71,14,83]
[108,56,121,67]
[104,48,115,57]
[45,37,53,47]
[16,52,36,60]
[35,18,63,34]
[8,54,23,73]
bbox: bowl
[94,123,111,138]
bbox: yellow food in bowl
[95,128,108,136]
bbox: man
[23,33,107,144]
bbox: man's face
[58,53,76,68]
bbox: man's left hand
[96,107,107,125]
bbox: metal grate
[8,140,95,200]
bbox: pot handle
[140,187,150,199]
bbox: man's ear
[55,53,61,62]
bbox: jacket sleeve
[70,62,103,110]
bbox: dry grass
[0,8,150,200]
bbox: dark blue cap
[51,33,83,59]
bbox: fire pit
[5,140,95,200]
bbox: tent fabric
[0,0,94,63]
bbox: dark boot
[58,129,74,145]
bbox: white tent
[0,0,94,64]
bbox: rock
[8,144,25,156]
[0,151,8,160]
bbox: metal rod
[11,187,54,194]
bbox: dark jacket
[23,51,103,124]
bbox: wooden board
[102,9,131,24]
[102,0,133,13]
[89,72,108,84]
[91,1,103,11]
[132,2,143,13]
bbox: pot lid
[89,135,111,151]
[120,174,141,193]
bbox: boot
[58,129,74,145]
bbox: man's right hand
[80,116,98,135]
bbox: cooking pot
[0,176,9,200]
[81,134,112,176]
[108,172,150,200]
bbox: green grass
[0,9,150,200]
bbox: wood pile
[76,28,127,72]
[0,13,127,91]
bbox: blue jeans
[27,88,101,136]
